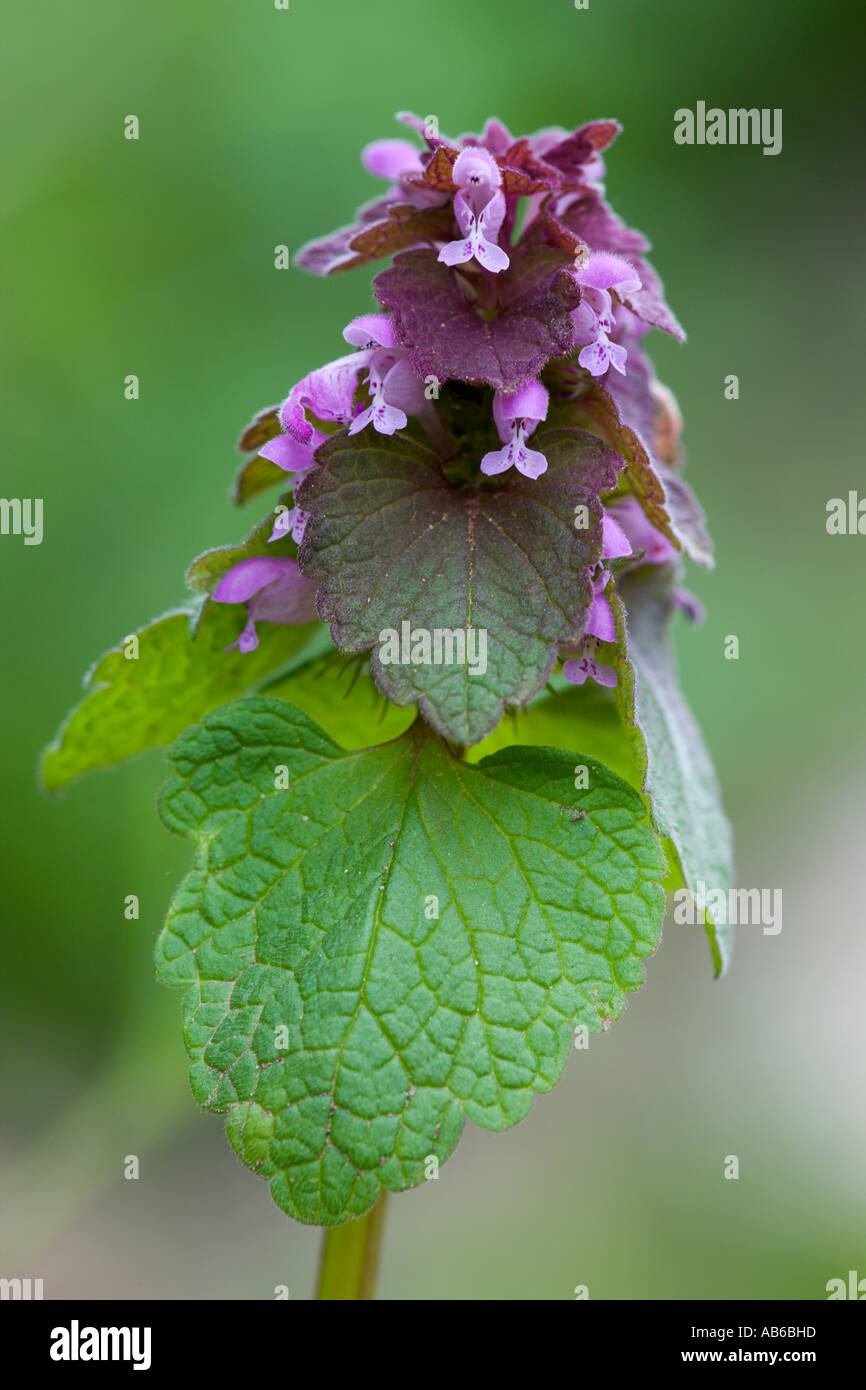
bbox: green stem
[316,1195,388,1300]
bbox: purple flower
[259,315,424,470]
[608,499,704,618]
[295,113,682,361]
[269,505,308,545]
[212,555,318,653]
[608,494,677,565]
[563,638,618,689]
[362,138,425,183]
[572,252,642,377]
[437,148,510,274]
[586,569,616,643]
[577,330,627,379]
[601,508,632,562]
[473,117,513,158]
[257,407,324,475]
[585,510,632,646]
[260,355,361,473]
[218,110,707,744]
[674,586,704,623]
[481,380,549,479]
[343,314,425,436]
[562,506,632,690]
[359,138,449,213]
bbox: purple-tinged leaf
[374,245,580,391]
[501,138,561,192]
[407,144,459,192]
[296,427,621,745]
[294,194,397,275]
[604,332,656,443]
[560,193,651,257]
[621,257,685,340]
[543,120,622,177]
[342,202,456,268]
[237,405,280,454]
[524,199,592,259]
[565,379,713,567]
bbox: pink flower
[608,495,677,565]
[269,506,308,545]
[343,314,425,436]
[212,556,318,653]
[563,640,617,689]
[259,356,361,473]
[563,506,632,690]
[572,252,642,377]
[259,314,424,470]
[437,148,510,274]
[361,138,425,182]
[481,380,549,479]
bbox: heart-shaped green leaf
[156,696,664,1225]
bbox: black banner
[2,1298,861,1373]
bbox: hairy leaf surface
[374,246,580,391]
[156,697,665,1224]
[612,568,734,972]
[297,428,621,745]
[41,605,317,792]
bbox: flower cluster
[213,112,706,698]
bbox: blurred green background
[2,0,864,1299]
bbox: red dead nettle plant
[44,112,732,1299]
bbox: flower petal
[213,555,299,605]
[248,565,319,625]
[480,447,513,476]
[260,433,317,473]
[362,139,424,182]
[602,512,632,559]
[452,146,502,190]
[586,593,615,642]
[578,338,612,376]
[577,250,642,295]
[514,445,548,479]
[342,313,397,350]
[226,618,259,654]
[496,379,549,426]
[437,237,474,267]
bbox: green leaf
[465,675,691,904]
[612,567,734,974]
[232,453,287,507]
[264,651,415,749]
[467,673,642,790]
[41,603,319,793]
[296,427,621,746]
[156,696,665,1225]
[232,406,287,505]
[238,405,281,454]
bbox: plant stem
[316,1195,388,1300]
